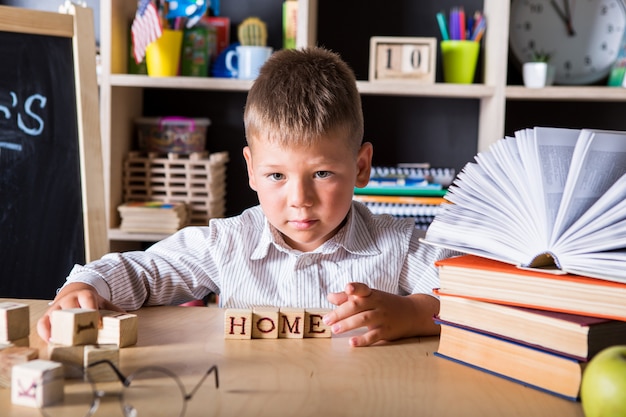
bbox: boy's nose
[288,178,313,207]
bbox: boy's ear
[243,146,258,191]
[355,142,373,188]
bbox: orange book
[434,254,626,321]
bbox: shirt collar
[250,203,381,260]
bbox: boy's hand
[324,282,440,347]
[36,282,125,343]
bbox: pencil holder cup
[146,29,183,77]
[440,40,480,84]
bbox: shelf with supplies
[99,0,508,249]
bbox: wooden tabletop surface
[1,298,584,417]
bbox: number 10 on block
[369,37,436,83]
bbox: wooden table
[2,298,584,417]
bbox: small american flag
[131,0,163,64]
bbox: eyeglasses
[39,359,219,417]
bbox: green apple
[580,345,626,417]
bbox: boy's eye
[315,171,332,179]
[269,173,285,181]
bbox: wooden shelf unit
[99,0,626,247]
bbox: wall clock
[509,0,626,85]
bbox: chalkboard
[0,5,107,299]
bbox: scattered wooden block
[252,307,279,339]
[0,346,39,388]
[84,345,119,382]
[224,309,252,339]
[304,309,332,338]
[48,344,85,368]
[11,359,63,407]
[6,336,29,348]
[279,308,305,339]
[97,310,138,347]
[50,309,99,346]
[0,302,29,343]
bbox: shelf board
[357,81,495,98]
[506,85,626,101]
[108,228,170,242]
[109,74,254,91]
[108,74,495,98]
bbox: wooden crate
[123,151,228,225]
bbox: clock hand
[550,0,576,36]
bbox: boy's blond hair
[243,47,364,153]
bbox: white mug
[225,46,273,80]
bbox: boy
[37,47,455,347]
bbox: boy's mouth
[290,219,317,230]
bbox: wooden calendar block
[369,36,436,83]
[11,359,63,407]
[97,310,138,347]
[0,302,29,342]
[252,307,279,339]
[224,309,252,339]
[279,308,305,339]
[0,346,38,388]
[84,344,119,382]
[304,309,332,338]
[50,309,99,346]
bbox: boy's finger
[326,291,349,306]
[345,282,373,297]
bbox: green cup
[440,40,480,84]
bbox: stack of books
[355,164,455,230]
[423,127,626,400]
[118,201,188,234]
[433,255,626,401]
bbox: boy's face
[243,133,372,252]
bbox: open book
[423,127,626,283]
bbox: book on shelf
[423,126,626,283]
[118,201,188,234]
[435,321,585,401]
[434,254,626,321]
[354,194,445,230]
[355,165,455,197]
[437,295,626,361]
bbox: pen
[436,11,449,40]
[459,7,466,40]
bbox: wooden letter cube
[304,309,332,338]
[48,344,85,368]
[97,310,138,347]
[252,307,279,339]
[11,359,63,407]
[50,309,99,346]
[0,302,29,342]
[279,308,305,339]
[84,345,119,382]
[0,346,38,388]
[224,309,252,339]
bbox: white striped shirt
[65,202,457,311]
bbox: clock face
[510,0,626,84]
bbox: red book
[434,254,626,321]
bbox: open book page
[551,129,626,245]
[426,140,541,263]
[523,127,581,244]
[551,173,626,283]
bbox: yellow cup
[440,40,480,84]
[146,30,183,77]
